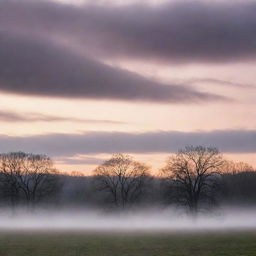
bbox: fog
[0,207,256,232]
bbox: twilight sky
[0,0,256,173]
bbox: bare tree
[161,146,224,214]
[0,153,22,208]
[0,152,59,209]
[94,154,150,208]
[222,160,254,174]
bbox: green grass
[0,230,256,256]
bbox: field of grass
[0,230,256,256]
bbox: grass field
[0,230,256,256]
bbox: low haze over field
[0,0,256,173]
[1,208,256,231]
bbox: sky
[0,0,256,173]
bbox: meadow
[0,230,256,256]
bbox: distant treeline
[0,147,255,213]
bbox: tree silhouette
[94,154,150,208]
[161,146,224,214]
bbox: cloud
[1,1,256,63]
[0,110,125,124]
[56,156,105,165]
[0,32,224,103]
[0,130,255,158]
[188,78,256,89]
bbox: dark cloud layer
[1,0,256,63]
[0,110,124,124]
[1,0,253,102]
[0,130,255,158]
[0,32,223,103]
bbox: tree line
[0,146,255,214]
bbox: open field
[0,231,256,256]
